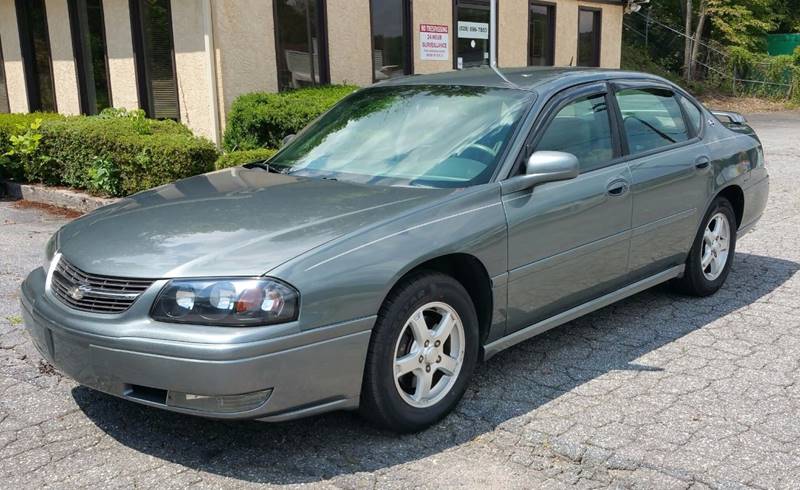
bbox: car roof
[378,66,672,92]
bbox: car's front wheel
[360,271,479,432]
[674,196,737,296]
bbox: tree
[681,0,783,81]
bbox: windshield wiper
[243,161,283,173]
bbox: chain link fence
[624,10,796,100]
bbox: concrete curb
[1,180,118,214]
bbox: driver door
[503,83,633,334]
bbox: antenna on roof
[489,0,518,88]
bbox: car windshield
[269,85,534,188]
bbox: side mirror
[501,151,579,194]
[282,134,296,147]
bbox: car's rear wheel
[674,197,737,296]
[360,271,479,433]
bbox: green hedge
[215,148,277,170]
[223,85,357,151]
[0,112,218,197]
[0,113,64,153]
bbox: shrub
[215,148,277,170]
[0,113,218,197]
[1,118,44,181]
[223,85,357,151]
[0,113,64,156]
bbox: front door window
[536,93,614,172]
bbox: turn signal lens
[151,278,299,326]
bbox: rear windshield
[270,85,534,188]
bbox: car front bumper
[20,267,373,421]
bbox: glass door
[455,0,490,69]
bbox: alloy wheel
[392,302,466,408]
[701,212,731,281]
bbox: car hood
[58,168,451,278]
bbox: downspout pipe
[488,0,516,87]
[203,0,221,146]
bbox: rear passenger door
[611,81,712,279]
[503,82,633,334]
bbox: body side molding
[483,265,685,359]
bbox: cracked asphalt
[1,112,799,489]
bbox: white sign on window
[458,21,489,40]
[419,24,449,61]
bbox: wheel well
[717,185,744,228]
[400,254,494,345]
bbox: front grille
[50,257,154,314]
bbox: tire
[673,197,737,296]
[360,271,479,433]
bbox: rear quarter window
[678,95,703,136]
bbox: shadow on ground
[73,252,798,484]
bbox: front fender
[270,184,508,332]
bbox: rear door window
[615,88,689,154]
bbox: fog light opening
[166,389,272,413]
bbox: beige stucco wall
[44,0,80,114]
[556,1,623,68]
[103,0,138,110]
[599,3,623,68]
[412,0,453,74]
[498,0,528,67]
[212,0,277,127]
[327,0,372,85]
[555,1,578,66]
[0,0,28,112]
[471,0,624,69]
[170,0,214,141]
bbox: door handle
[695,156,711,169]
[606,179,629,196]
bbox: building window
[16,0,57,112]
[528,2,555,66]
[455,0,491,69]
[0,38,9,113]
[370,0,412,81]
[68,0,112,115]
[129,0,179,120]
[577,8,601,67]
[274,0,330,91]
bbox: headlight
[43,233,58,273]
[151,278,299,326]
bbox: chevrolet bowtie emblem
[66,284,92,301]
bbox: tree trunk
[690,6,707,79]
[684,0,693,81]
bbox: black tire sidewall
[362,272,479,432]
[685,198,737,295]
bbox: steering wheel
[460,143,497,165]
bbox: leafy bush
[1,118,44,181]
[223,85,357,151]
[215,148,277,170]
[622,42,685,87]
[0,113,64,156]
[96,107,191,136]
[0,113,218,197]
[728,47,800,102]
[87,156,122,196]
